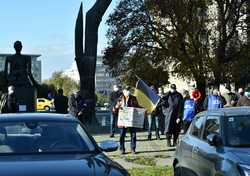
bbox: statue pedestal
[16,87,37,112]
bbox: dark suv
[173,107,250,176]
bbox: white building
[64,56,117,95]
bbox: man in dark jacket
[160,84,183,147]
[54,89,68,114]
[109,85,122,138]
[68,91,88,123]
[114,86,139,154]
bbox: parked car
[174,107,250,176]
[37,98,54,111]
[0,113,129,176]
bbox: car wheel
[44,106,50,111]
[174,167,182,176]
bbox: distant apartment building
[0,54,42,83]
[64,56,117,95]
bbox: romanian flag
[134,79,160,113]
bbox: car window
[190,115,206,138]
[203,116,220,141]
[38,99,45,103]
[0,121,96,154]
[226,116,250,147]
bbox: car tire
[174,167,182,176]
[44,106,50,111]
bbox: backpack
[0,93,8,113]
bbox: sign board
[118,107,146,128]
[19,105,27,112]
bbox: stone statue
[4,41,38,88]
[4,41,38,112]
[75,1,112,124]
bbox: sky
[0,0,118,80]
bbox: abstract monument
[75,0,112,123]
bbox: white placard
[19,105,27,112]
[118,107,145,128]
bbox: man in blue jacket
[182,90,196,133]
[203,89,225,110]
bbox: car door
[37,99,45,110]
[192,115,222,176]
[180,115,206,176]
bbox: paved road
[93,132,175,169]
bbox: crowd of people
[109,83,250,154]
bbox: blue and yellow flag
[134,79,160,113]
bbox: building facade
[0,54,42,84]
[64,56,117,95]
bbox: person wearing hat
[114,86,139,154]
[109,85,122,138]
[159,84,183,147]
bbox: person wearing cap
[109,85,122,138]
[237,87,250,106]
[159,84,183,147]
[203,89,225,110]
[114,86,139,154]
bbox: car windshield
[0,121,96,154]
[226,116,250,147]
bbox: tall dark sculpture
[4,41,38,112]
[75,1,112,124]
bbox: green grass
[124,156,156,166]
[128,166,173,176]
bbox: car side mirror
[99,140,118,152]
[207,133,223,147]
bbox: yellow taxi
[37,98,54,111]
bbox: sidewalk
[93,132,175,169]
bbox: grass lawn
[124,156,156,166]
[128,166,173,176]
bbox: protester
[238,88,245,99]
[191,86,202,112]
[237,88,250,106]
[68,90,88,122]
[182,90,196,133]
[147,85,160,140]
[203,89,225,110]
[115,86,139,154]
[5,86,18,113]
[157,87,165,135]
[160,84,183,147]
[54,88,68,114]
[109,85,122,138]
[222,84,238,107]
